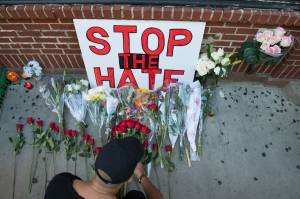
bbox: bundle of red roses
[80,133,95,179]
[63,129,80,174]
[111,118,152,164]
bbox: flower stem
[28,146,36,193]
[12,151,16,199]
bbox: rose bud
[140,125,151,135]
[134,122,142,132]
[119,120,128,128]
[95,147,102,155]
[125,119,135,128]
[152,143,158,151]
[82,133,90,141]
[26,117,35,125]
[49,122,59,132]
[164,145,172,153]
[36,120,43,127]
[70,130,77,137]
[116,125,127,133]
[64,129,71,136]
[143,140,149,149]
[147,103,158,111]
[87,138,95,146]
[16,123,24,132]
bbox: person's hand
[134,162,145,178]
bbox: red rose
[64,129,71,136]
[95,147,102,155]
[36,120,43,127]
[116,125,127,133]
[70,130,77,137]
[143,140,149,149]
[82,133,90,141]
[140,125,151,135]
[152,143,158,151]
[87,138,95,146]
[26,117,35,125]
[119,120,127,128]
[49,122,59,133]
[147,103,158,111]
[134,122,142,132]
[165,145,172,153]
[111,125,117,137]
[125,119,136,128]
[16,123,24,132]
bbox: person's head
[94,137,144,188]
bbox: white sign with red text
[74,19,205,90]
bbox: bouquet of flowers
[9,123,25,199]
[64,79,88,135]
[40,77,65,137]
[195,45,240,87]
[63,129,80,174]
[239,27,293,65]
[83,86,108,144]
[21,60,43,80]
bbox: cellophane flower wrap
[83,86,108,144]
[39,77,65,136]
[64,79,88,135]
[185,81,202,161]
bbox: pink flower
[280,35,292,47]
[260,43,270,51]
[265,45,281,55]
[255,32,265,43]
[274,27,286,37]
[26,117,35,125]
[16,124,24,132]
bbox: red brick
[210,27,236,34]
[122,5,131,19]
[249,10,262,23]
[236,28,257,35]
[241,9,252,23]
[39,54,51,68]
[92,5,103,18]
[10,44,21,48]
[226,22,251,27]
[201,8,212,21]
[231,41,244,47]
[19,49,40,53]
[43,44,56,48]
[143,6,152,20]
[18,31,41,36]
[68,54,78,67]
[222,34,246,41]
[221,9,232,21]
[32,19,59,23]
[0,23,25,30]
[24,23,50,30]
[102,5,112,19]
[61,55,72,67]
[42,31,65,37]
[53,55,64,68]
[0,38,10,43]
[34,37,57,43]
[6,6,20,19]
[132,6,142,19]
[192,7,202,21]
[0,6,11,19]
[75,55,84,67]
[61,5,73,19]
[163,6,173,20]
[71,5,83,18]
[113,5,122,19]
[213,41,231,46]
[182,7,192,20]
[11,55,23,66]
[153,6,162,20]
[206,22,225,26]
[277,11,290,25]
[0,49,19,54]
[0,31,17,36]
[46,54,59,67]
[211,8,222,22]
[82,5,93,18]
[58,37,78,43]
[57,44,68,48]
[43,5,55,19]
[230,10,242,23]
[0,44,10,48]
[268,11,281,25]
[24,5,38,19]
[41,49,63,54]
[50,23,75,30]
[15,5,30,19]
[34,5,47,19]
[68,44,80,49]
[63,49,81,54]
[32,44,43,48]
[20,44,31,48]
[11,37,34,42]
[66,31,77,37]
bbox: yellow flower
[137,88,150,94]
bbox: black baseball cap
[95,137,144,184]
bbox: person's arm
[134,162,164,199]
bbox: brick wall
[0,5,299,79]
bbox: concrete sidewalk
[0,78,299,199]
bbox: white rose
[206,60,216,70]
[217,48,224,57]
[23,66,33,77]
[221,57,230,66]
[214,66,221,75]
[274,27,286,37]
[280,35,292,47]
[196,60,209,76]
[80,79,89,87]
[211,51,221,61]
[200,53,209,59]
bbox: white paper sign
[74,19,205,90]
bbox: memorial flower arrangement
[40,77,65,137]
[22,60,43,80]
[239,27,293,66]
[9,123,25,199]
[64,79,88,135]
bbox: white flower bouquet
[22,60,43,80]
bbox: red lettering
[113,25,137,53]
[94,67,115,88]
[163,70,185,87]
[118,69,138,88]
[142,28,165,55]
[167,29,192,56]
[142,69,162,90]
[87,27,111,55]
[133,54,146,69]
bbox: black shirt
[44,172,84,199]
